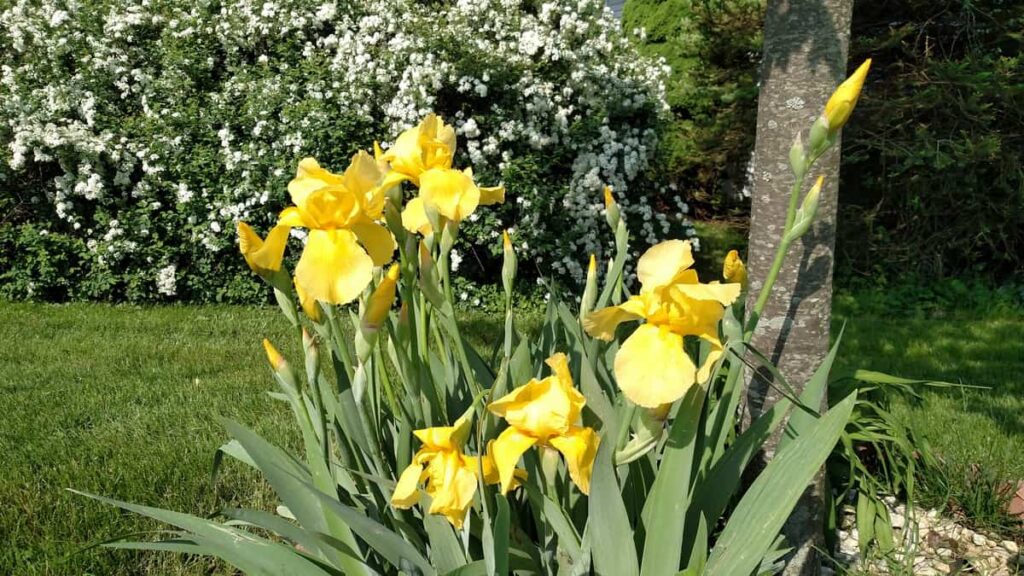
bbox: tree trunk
[743,1,854,575]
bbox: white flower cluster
[0,0,692,299]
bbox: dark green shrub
[838,0,1024,281]
[623,0,762,218]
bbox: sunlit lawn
[1,300,1021,574]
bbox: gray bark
[743,1,854,575]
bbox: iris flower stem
[745,166,806,341]
[439,249,483,396]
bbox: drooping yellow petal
[237,222,290,276]
[401,197,433,236]
[474,441,527,490]
[294,229,373,306]
[824,59,871,133]
[637,239,694,291]
[614,324,696,408]
[548,426,600,495]
[420,167,480,222]
[350,221,395,266]
[583,304,643,341]
[426,451,478,529]
[479,185,505,206]
[491,427,538,495]
[722,250,747,285]
[391,463,425,508]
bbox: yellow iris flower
[379,114,504,235]
[824,59,871,134]
[487,353,600,495]
[584,240,741,408]
[391,413,523,529]
[275,153,396,310]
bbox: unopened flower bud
[361,264,400,337]
[789,133,807,176]
[824,59,871,134]
[262,338,285,370]
[580,254,598,321]
[418,242,445,308]
[722,250,747,285]
[302,328,319,386]
[603,186,620,230]
[786,175,825,243]
[501,230,517,296]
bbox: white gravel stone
[1002,540,1019,554]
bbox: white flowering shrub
[0,0,693,302]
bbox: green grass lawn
[833,308,1024,533]
[1,300,1021,574]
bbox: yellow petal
[671,281,742,306]
[420,167,480,222]
[548,426,600,495]
[237,222,290,276]
[413,410,472,452]
[544,353,573,389]
[488,376,576,439]
[350,221,395,266]
[491,427,538,495]
[383,126,426,182]
[475,441,528,490]
[824,59,871,133]
[401,197,433,235]
[545,352,587,416]
[277,206,306,227]
[391,463,425,508]
[288,158,343,209]
[342,150,384,196]
[294,229,373,306]
[479,185,505,206]
[637,240,694,291]
[583,304,642,341]
[614,324,696,408]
